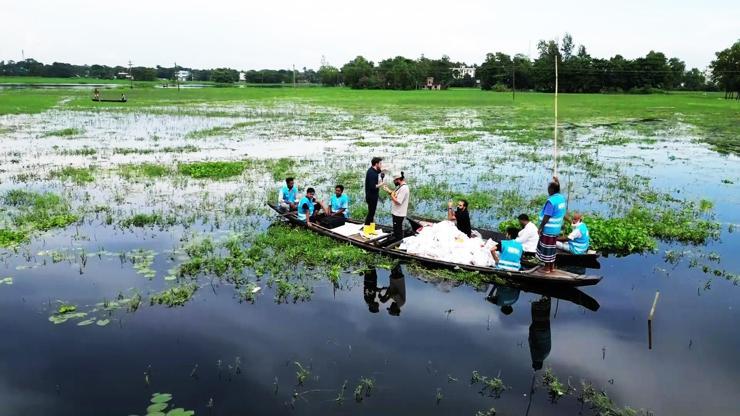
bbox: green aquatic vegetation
[542,368,569,402]
[294,361,311,385]
[178,160,248,179]
[699,198,713,212]
[273,278,313,303]
[185,125,232,139]
[119,163,172,179]
[121,213,176,228]
[354,377,375,402]
[579,381,651,416]
[353,140,381,147]
[260,157,296,181]
[50,166,95,184]
[49,302,87,324]
[470,370,509,398]
[0,277,13,285]
[446,134,478,143]
[142,392,194,416]
[42,127,83,137]
[1,190,78,242]
[475,408,497,416]
[127,249,157,278]
[59,147,96,156]
[0,228,28,247]
[149,283,198,307]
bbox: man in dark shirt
[447,199,472,237]
[364,157,384,225]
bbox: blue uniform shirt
[330,194,349,218]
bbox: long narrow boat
[407,215,601,268]
[92,97,127,103]
[267,203,602,287]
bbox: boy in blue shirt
[278,177,298,212]
[329,185,350,218]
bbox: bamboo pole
[553,54,559,178]
[648,291,660,349]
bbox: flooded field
[0,89,738,415]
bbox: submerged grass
[119,163,172,179]
[0,190,78,247]
[177,161,248,179]
[42,127,83,137]
[50,166,95,184]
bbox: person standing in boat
[386,171,410,242]
[93,88,100,100]
[364,157,385,226]
[447,199,472,237]
[556,212,591,254]
[536,177,567,274]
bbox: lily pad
[147,402,168,413]
[150,393,173,403]
[96,319,111,326]
[77,319,96,326]
[166,408,194,416]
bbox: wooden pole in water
[553,53,559,178]
[648,291,660,349]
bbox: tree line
[1,36,737,96]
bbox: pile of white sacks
[399,220,498,267]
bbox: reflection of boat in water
[487,280,598,372]
[268,203,602,287]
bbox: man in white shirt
[515,214,539,253]
[388,171,410,242]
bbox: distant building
[452,66,476,79]
[421,76,442,90]
[116,72,132,80]
[176,70,191,82]
[239,72,246,82]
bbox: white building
[452,66,476,79]
[176,70,191,82]
[239,72,246,82]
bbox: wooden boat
[267,203,602,287]
[407,215,601,268]
[92,97,127,102]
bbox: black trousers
[392,215,405,241]
[365,196,378,225]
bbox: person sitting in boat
[328,184,349,218]
[120,93,127,102]
[515,213,539,253]
[447,199,472,237]
[297,187,327,226]
[278,177,299,212]
[556,212,590,254]
[486,282,520,315]
[536,176,566,274]
[492,227,524,271]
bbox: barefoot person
[536,177,566,273]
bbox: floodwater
[0,101,738,416]
[0,83,121,90]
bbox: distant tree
[210,68,238,84]
[131,67,156,81]
[478,52,513,90]
[341,56,374,89]
[43,62,75,78]
[682,68,706,91]
[89,64,114,79]
[709,40,740,99]
[318,65,340,86]
[377,56,420,90]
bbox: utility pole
[512,64,516,101]
[175,61,180,91]
[128,60,133,89]
[292,64,296,87]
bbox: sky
[2,0,737,70]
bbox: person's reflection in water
[528,296,552,371]
[363,269,380,313]
[379,264,406,316]
[486,283,520,315]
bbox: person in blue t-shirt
[556,212,591,254]
[278,177,299,212]
[297,188,327,226]
[328,185,350,218]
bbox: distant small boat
[92,97,127,103]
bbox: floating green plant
[542,368,569,402]
[178,160,248,179]
[141,392,194,416]
[149,283,198,307]
[294,361,311,385]
[50,166,96,184]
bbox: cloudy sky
[2,0,737,70]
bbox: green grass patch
[0,190,78,247]
[178,161,248,179]
[121,213,175,228]
[59,147,96,156]
[260,158,296,181]
[119,163,171,179]
[185,126,231,139]
[43,127,83,137]
[446,134,478,144]
[150,283,198,307]
[50,166,95,184]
